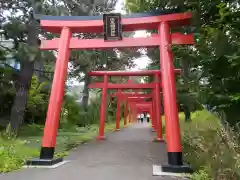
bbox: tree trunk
[180,59,192,121]
[34,60,44,81]
[183,105,191,122]
[82,74,90,110]
[8,13,38,136]
[81,74,91,125]
[9,61,34,135]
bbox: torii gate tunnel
[110,92,153,127]
[88,69,181,145]
[109,91,154,128]
[30,11,194,173]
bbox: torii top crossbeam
[37,12,194,50]
[35,11,192,33]
[88,69,181,76]
[88,83,157,89]
[110,93,153,98]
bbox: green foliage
[26,76,49,124]
[60,94,115,128]
[61,95,83,126]
[87,96,102,125]
[191,169,213,180]
[0,67,15,121]
[0,118,122,173]
[19,124,43,137]
[180,110,240,179]
[125,0,240,126]
[0,138,39,173]
[0,0,140,134]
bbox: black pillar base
[162,152,193,173]
[25,147,63,166]
[162,164,193,174]
[168,152,183,165]
[40,147,55,159]
[25,158,63,166]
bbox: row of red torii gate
[27,11,195,174]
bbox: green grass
[0,138,39,172]
[179,110,240,180]
[0,120,124,173]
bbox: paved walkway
[0,123,178,180]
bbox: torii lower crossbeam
[40,34,193,50]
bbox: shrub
[191,169,213,180]
[181,110,240,180]
[19,124,43,137]
[25,75,49,124]
[62,95,83,126]
[60,94,116,129]
[0,138,39,173]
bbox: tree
[0,0,57,135]
[0,0,143,135]
[59,0,141,119]
[125,0,240,124]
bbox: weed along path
[0,124,182,180]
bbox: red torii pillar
[39,27,71,161]
[154,73,164,142]
[97,74,108,140]
[115,89,121,131]
[110,92,129,128]
[128,102,134,124]
[159,22,186,171]
[128,102,132,123]
[151,89,157,131]
[123,101,128,127]
[149,105,154,128]
[129,101,138,124]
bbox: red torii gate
[88,69,181,142]
[119,95,154,126]
[30,11,194,173]
[115,93,154,128]
[131,102,155,132]
[88,80,160,139]
[135,102,153,117]
[109,92,153,128]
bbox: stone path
[0,123,181,180]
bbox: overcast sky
[67,0,150,86]
[112,0,151,71]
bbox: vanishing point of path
[0,123,181,180]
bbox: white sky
[112,0,150,71]
[68,0,151,86]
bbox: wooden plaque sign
[103,13,122,41]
